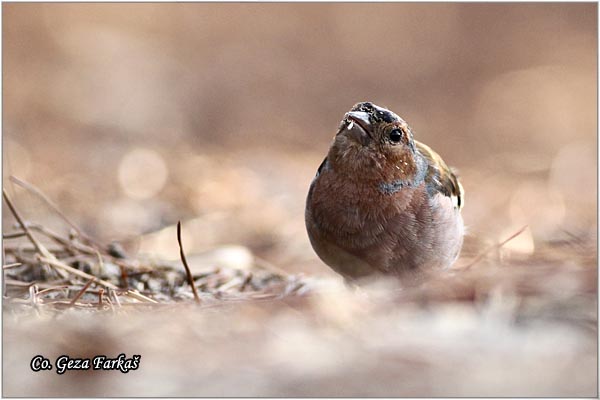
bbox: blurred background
[4,3,597,275]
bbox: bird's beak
[339,111,373,145]
[347,111,371,126]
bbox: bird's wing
[314,157,329,179]
[415,140,464,210]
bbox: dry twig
[69,277,96,306]
[10,176,102,249]
[3,189,52,259]
[177,221,201,304]
[461,225,529,270]
[38,256,119,290]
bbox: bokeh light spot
[118,148,168,200]
[509,182,566,239]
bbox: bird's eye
[389,129,403,143]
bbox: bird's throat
[378,153,427,195]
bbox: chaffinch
[305,102,464,283]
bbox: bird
[305,102,464,283]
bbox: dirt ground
[3,3,598,397]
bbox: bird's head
[329,102,420,182]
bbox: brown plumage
[305,102,464,283]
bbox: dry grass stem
[176,221,201,304]
[461,225,529,270]
[10,175,101,249]
[3,189,55,261]
[69,277,96,306]
[38,256,119,290]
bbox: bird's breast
[306,165,464,277]
[307,168,421,248]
